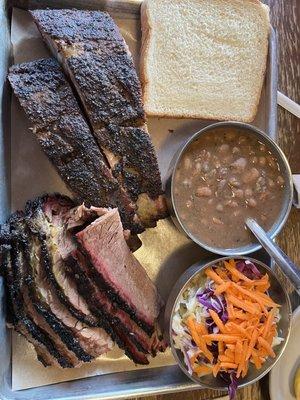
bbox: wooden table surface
[130,0,300,399]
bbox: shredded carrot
[219,354,234,363]
[226,322,251,340]
[235,341,243,365]
[203,334,241,343]
[195,322,208,336]
[220,362,238,369]
[218,341,224,355]
[257,337,276,358]
[246,329,259,360]
[186,316,213,362]
[227,295,259,314]
[212,362,221,377]
[193,364,212,376]
[215,281,231,295]
[180,259,280,383]
[209,310,227,333]
[251,349,262,369]
[224,261,252,282]
[205,268,224,285]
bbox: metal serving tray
[0,0,278,398]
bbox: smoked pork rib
[31,9,167,229]
[8,58,142,234]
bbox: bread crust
[140,0,270,122]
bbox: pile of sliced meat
[8,9,167,235]
[0,194,165,367]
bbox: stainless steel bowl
[164,256,292,392]
[165,121,293,256]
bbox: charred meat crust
[31,9,145,127]
[76,243,154,337]
[96,124,163,201]
[24,196,98,328]
[30,9,167,231]
[10,216,93,364]
[1,227,73,368]
[65,254,149,364]
[8,59,142,234]
[31,9,125,43]
[69,250,157,356]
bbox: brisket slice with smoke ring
[68,250,162,356]
[25,194,154,363]
[65,253,149,365]
[10,215,94,365]
[25,195,99,328]
[1,222,74,368]
[76,208,163,332]
[0,241,64,368]
[24,199,114,358]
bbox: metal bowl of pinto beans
[165,121,293,256]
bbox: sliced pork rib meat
[31,9,167,230]
[8,58,142,234]
[76,208,163,332]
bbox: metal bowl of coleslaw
[164,256,292,398]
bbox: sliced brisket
[76,208,162,332]
[0,223,74,368]
[8,58,142,234]
[31,9,167,229]
[66,252,149,365]
[24,196,114,358]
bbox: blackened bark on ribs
[8,59,142,234]
[31,9,168,230]
[30,10,145,127]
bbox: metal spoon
[246,217,300,296]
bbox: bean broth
[173,128,285,249]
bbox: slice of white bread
[141,0,270,122]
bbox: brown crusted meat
[8,58,143,234]
[76,208,163,331]
[31,9,168,229]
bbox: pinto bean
[184,157,192,170]
[243,168,259,184]
[195,187,212,197]
[259,157,266,166]
[231,157,247,171]
[248,198,257,208]
[232,147,240,154]
[229,176,241,187]
[216,204,224,212]
[213,217,223,225]
[277,175,285,185]
[218,144,230,153]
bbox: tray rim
[0,1,278,399]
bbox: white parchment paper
[10,7,270,391]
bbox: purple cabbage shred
[236,260,262,279]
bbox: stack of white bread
[140,0,270,123]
